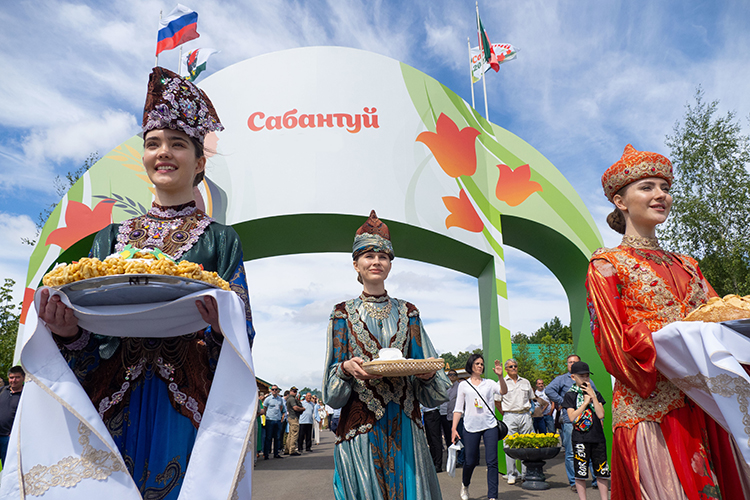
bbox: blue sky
[2,0,749,390]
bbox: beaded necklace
[360,292,392,328]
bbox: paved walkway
[252,432,608,499]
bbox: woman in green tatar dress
[323,210,450,500]
[37,67,255,499]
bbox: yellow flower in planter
[504,432,560,449]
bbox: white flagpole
[179,45,183,75]
[476,2,489,120]
[482,65,489,120]
[155,10,162,67]
[468,38,476,109]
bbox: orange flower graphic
[495,164,542,206]
[416,113,480,178]
[443,190,484,232]
[46,199,116,250]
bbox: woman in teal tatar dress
[323,211,450,500]
[37,67,255,499]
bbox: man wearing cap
[285,387,304,456]
[262,385,287,459]
[498,358,534,485]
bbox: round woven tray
[361,358,445,377]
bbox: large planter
[504,446,560,490]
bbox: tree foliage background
[0,279,20,377]
[512,317,573,385]
[660,88,750,296]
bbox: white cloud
[0,110,138,195]
[22,110,138,164]
[0,213,37,305]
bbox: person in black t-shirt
[0,365,25,465]
[562,361,610,500]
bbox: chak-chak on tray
[43,246,230,307]
[362,348,445,377]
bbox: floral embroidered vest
[333,299,424,443]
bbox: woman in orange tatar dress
[586,145,749,500]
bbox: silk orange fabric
[585,244,748,500]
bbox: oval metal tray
[721,318,750,338]
[56,274,218,307]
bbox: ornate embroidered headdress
[352,210,395,260]
[601,144,673,202]
[142,67,224,143]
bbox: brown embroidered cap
[142,67,224,143]
[352,210,395,260]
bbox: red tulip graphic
[416,113,480,178]
[443,190,484,232]
[45,199,116,250]
[495,164,542,207]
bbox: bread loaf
[684,294,750,322]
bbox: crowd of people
[8,61,746,500]
[256,385,329,461]
[253,354,609,499]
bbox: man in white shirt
[498,358,534,485]
[298,392,316,452]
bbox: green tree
[22,152,100,246]
[511,336,542,384]
[299,387,322,400]
[661,87,750,296]
[537,334,569,383]
[0,279,20,376]
[529,316,572,344]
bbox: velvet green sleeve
[89,224,121,259]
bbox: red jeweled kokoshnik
[601,144,673,202]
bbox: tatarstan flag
[184,48,219,82]
[477,12,499,72]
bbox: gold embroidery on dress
[612,375,685,428]
[671,372,750,448]
[23,422,126,496]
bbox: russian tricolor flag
[155,4,200,56]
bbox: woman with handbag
[451,354,508,500]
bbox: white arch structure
[19,46,606,434]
